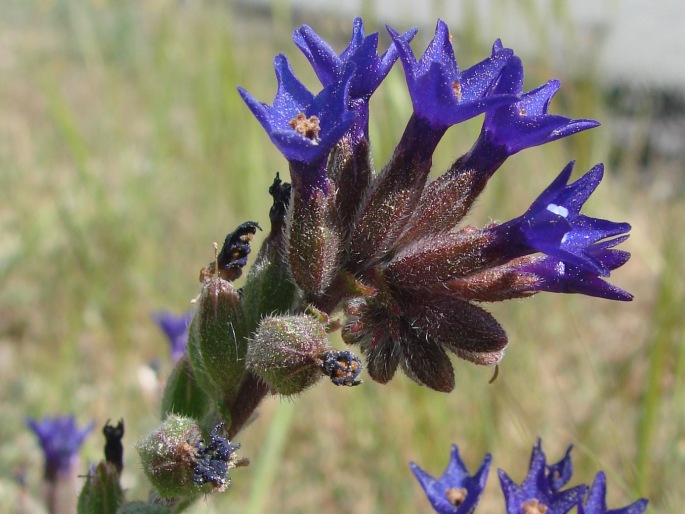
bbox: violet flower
[498,440,588,514]
[411,444,491,514]
[579,472,648,514]
[492,162,631,276]
[389,19,516,132]
[152,310,192,363]
[463,46,600,178]
[26,415,94,481]
[238,55,356,198]
[518,236,633,301]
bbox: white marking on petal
[547,203,569,218]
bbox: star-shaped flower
[498,440,588,514]
[493,162,631,276]
[27,415,95,480]
[388,19,516,131]
[478,42,600,157]
[238,55,356,197]
[579,472,648,514]
[411,444,491,514]
[294,17,416,105]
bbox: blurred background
[1,0,683,512]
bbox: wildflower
[152,310,192,363]
[498,440,588,514]
[26,415,94,481]
[294,18,417,143]
[238,55,356,198]
[389,19,516,132]
[579,472,648,514]
[411,444,491,514]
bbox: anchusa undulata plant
[19,17,642,514]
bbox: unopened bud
[188,277,247,410]
[77,462,124,514]
[247,315,330,396]
[136,416,243,498]
[285,189,341,297]
[247,315,362,395]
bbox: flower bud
[77,462,124,514]
[136,416,243,498]
[285,189,341,297]
[246,315,330,395]
[188,277,247,412]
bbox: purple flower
[152,310,192,363]
[388,19,516,131]
[411,444,491,514]
[518,236,633,301]
[463,48,600,178]
[238,55,356,198]
[294,18,416,105]
[579,472,648,514]
[294,18,416,145]
[26,415,94,481]
[498,440,588,514]
[493,162,631,276]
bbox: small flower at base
[498,440,588,514]
[578,472,648,514]
[411,444,491,514]
[136,416,243,498]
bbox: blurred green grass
[1,1,683,513]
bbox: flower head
[27,415,94,480]
[389,19,516,130]
[579,472,648,514]
[498,440,588,514]
[411,444,491,514]
[152,310,192,363]
[238,54,356,197]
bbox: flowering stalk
[107,16,637,512]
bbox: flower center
[445,487,467,506]
[290,113,321,140]
[521,498,548,514]
[452,82,462,102]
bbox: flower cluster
[239,17,631,393]
[412,440,648,514]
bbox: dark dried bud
[103,419,124,474]
[199,222,261,283]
